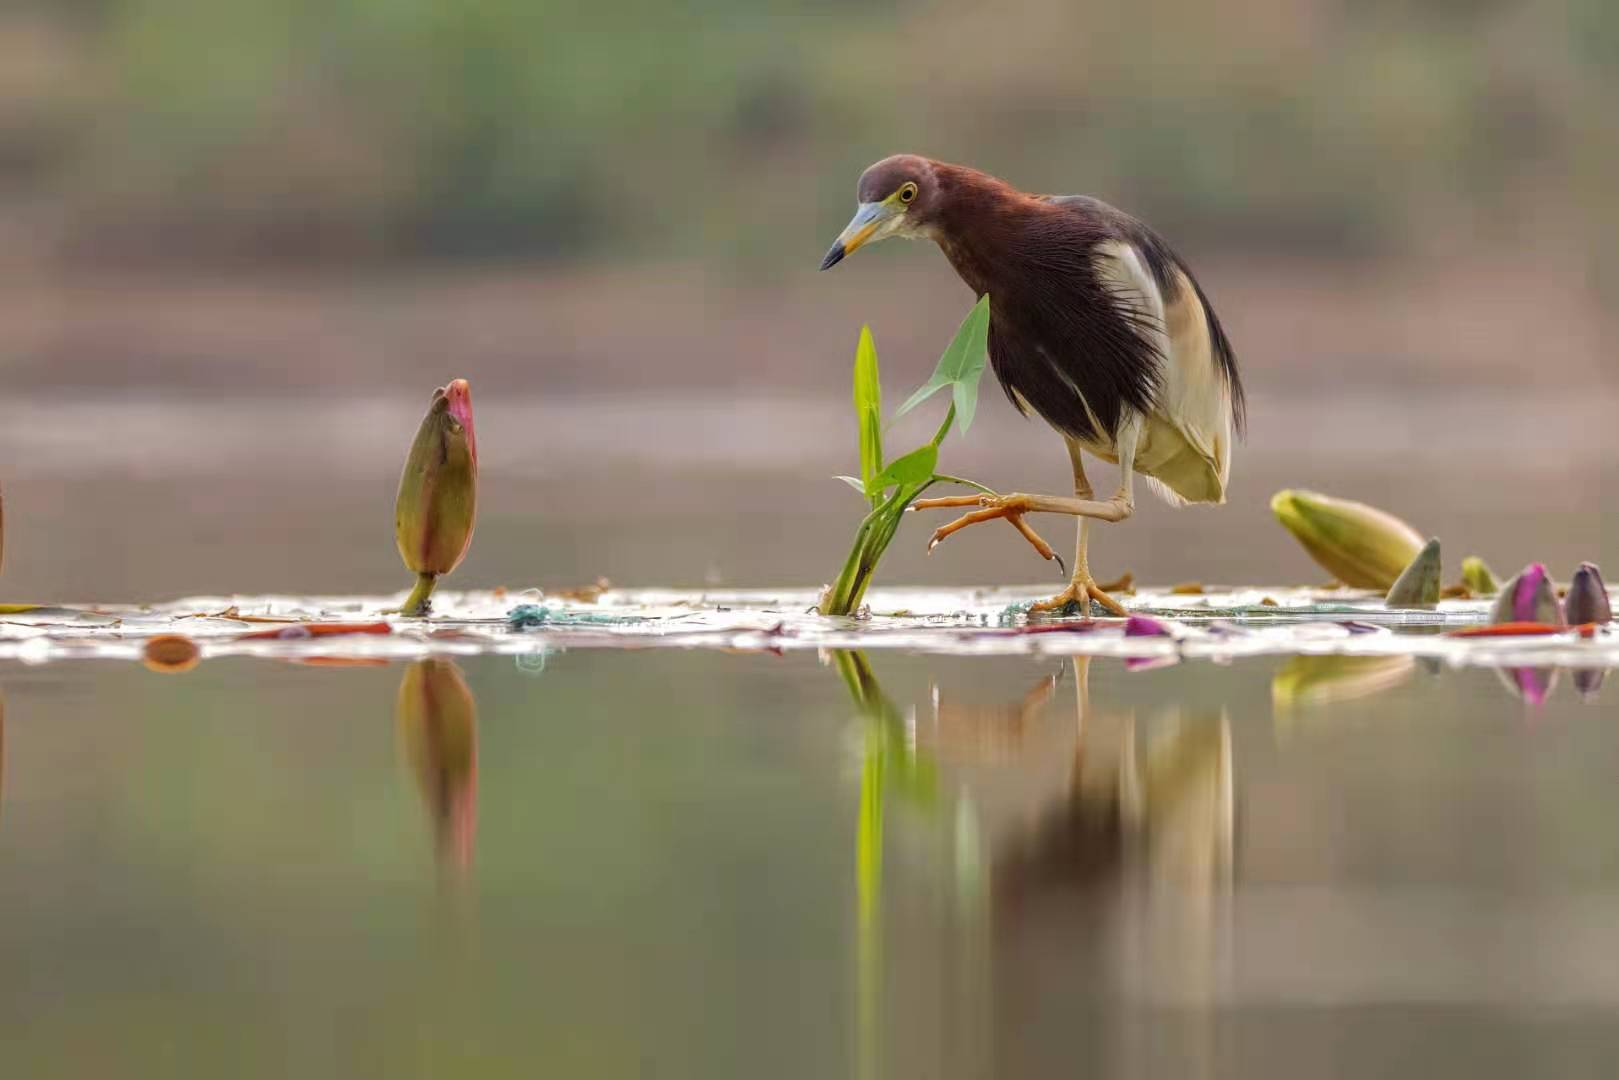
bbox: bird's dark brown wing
[1042,195,1245,436]
[972,204,1165,446]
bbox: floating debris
[1170,582,1205,595]
[551,578,613,604]
[396,379,478,617]
[1385,538,1442,609]
[1123,614,1175,638]
[996,601,1032,627]
[1097,572,1136,594]
[506,604,647,630]
[143,634,200,673]
[238,621,391,641]
[1270,489,1424,590]
[1565,563,1612,626]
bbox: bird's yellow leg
[914,429,1139,616]
[912,501,1063,568]
[1027,441,1130,616]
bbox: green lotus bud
[1270,490,1424,590]
[1460,556,1499,596]
[1490,563,1565,626]
[1385,537,1442,608]
[396,659,478,869]
[1565,562,1611,626]
[394,380,478,615]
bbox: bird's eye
[898,182,918,204]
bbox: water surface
[2,648,1616,1077]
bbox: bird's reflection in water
[395,659,478,875]
[988,657,1232,996]
[836,652,1233,1078]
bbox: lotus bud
[1489,563,1565,626]
[396,659,478,870]
[394,380,477,616]
[1385,538,1441,608]
[1460,556,1499,596]
[1565,563,1612,626]
[1270,490,1424,590]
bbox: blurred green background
[6,0,1619,269]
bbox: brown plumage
[822,155,1245,612]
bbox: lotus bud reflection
[1461,556,1499,596]
[1496,666,1559,708]
[1272,654,1416,709]
[1385,538,1442,608]
[396,659,478,870]
[394,380,478,616]
[1565,563,1612,626]
[1490,563,1565,627]
[1270,490,1424,590]
[1573,668,1607,699]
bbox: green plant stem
[929,403,956,448]
[401,572,438,616]
[823,484,921,616]
[932,473,996,495]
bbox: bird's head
[820,154,940,270]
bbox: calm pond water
[2,648,1616,1077]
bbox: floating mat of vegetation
[0,586,1612,671]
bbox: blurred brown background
[1,0,1615,601]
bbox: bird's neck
[928,166,1035,299]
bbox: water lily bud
[1385,538,1442,608]
[1270,490,1424,590]
[1565,563,1612,626]
[1460,557,1499,596]
[396,659,478,870]
[1489,563,1565,626]
[395,380,478,615]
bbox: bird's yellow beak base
[820,200,896,270]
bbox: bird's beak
[820,201,895,271]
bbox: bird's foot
[910,493,1062,570]
[1029,577,1129,618]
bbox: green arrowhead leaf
[869,444,938,494]
[853,325,884,508]
[896,295,990,435]
[834,475,868,495]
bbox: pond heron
[822,155,1246,615]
